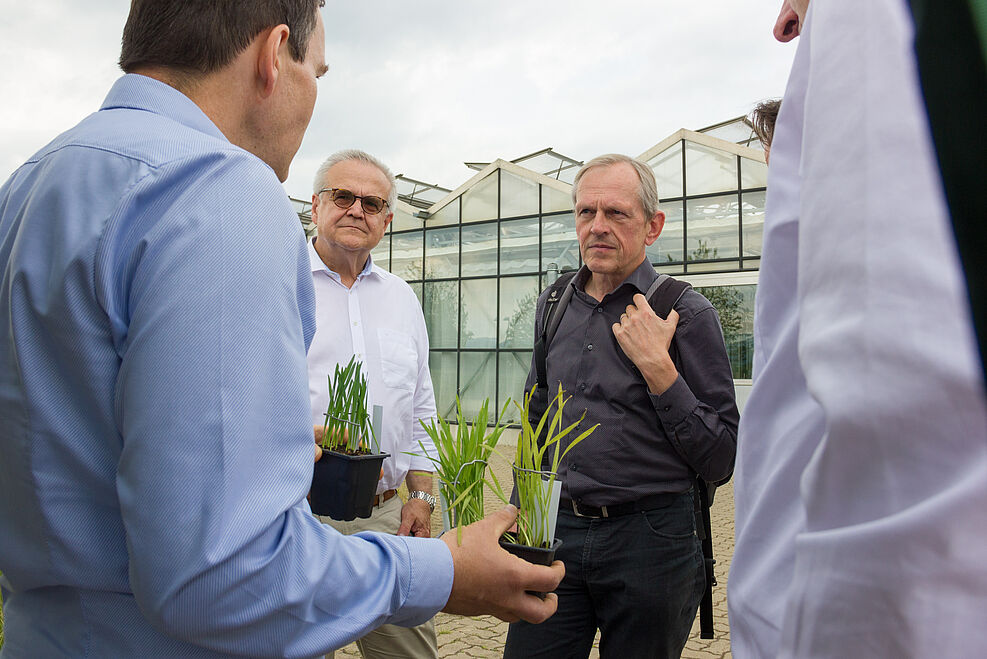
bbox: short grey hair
[312,149,397,212]
[572,154,660,219]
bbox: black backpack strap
[534,271,577,389]
[644,273,692,321]
[696,479,716,639]
[644,275,716,639]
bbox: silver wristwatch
[408,490,436,513]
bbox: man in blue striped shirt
[0,2,562,656]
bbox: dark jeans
[503,490,704,659]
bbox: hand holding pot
[313,425,324,462]
[440,505,564,623]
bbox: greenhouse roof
[466,147,583,184]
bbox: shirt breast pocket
[377,328,418,392]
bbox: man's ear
[311,192,322,221]
[382,212,394,232]
[645,209,665,246]
[257,25,291,99]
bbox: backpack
[531,270,725,640]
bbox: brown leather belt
[373,489,398,507]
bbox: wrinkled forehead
[324,160,391,194]
[575,163,642,205]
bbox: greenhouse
[292,116,765,421]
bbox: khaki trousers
[317,495,438,659]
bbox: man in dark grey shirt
[504,154,739,659]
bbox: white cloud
[0,1,795,200]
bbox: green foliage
[507,385,598,548]
[502,291,538,347]
[696,285,746,337]
[320,356,375,454]
[418,396,510,545]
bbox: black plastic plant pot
[310,450,389,521]
[499,536,563,598]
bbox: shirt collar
[573,258,658,297]
[100,74,229,143]
[307,238,384,282]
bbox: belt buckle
[571,499,608,519]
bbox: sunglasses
[318,188,389,215]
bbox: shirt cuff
[408,455,436,473]
[650,375,699,429]
[391,536,454,627]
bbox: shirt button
[587,344,594,351]
[571,464,578,471]
[596,307,603,313]
[663,406,671,412]
[580,383,586,391]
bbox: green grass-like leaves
[509,384,598,548]
[320,356,376,454]
[418,396,510,544]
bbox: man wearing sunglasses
[307,150,440,659]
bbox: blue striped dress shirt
[0,74,453,658]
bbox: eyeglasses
[317,188,389,215]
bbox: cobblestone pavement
[338,449,734,659]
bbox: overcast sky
[0,2,795,201]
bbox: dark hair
[750,99,782,150]
[120,0,325,76]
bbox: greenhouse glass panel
[702,120,756,144]
[461,222,499,277]
[410,282,423,307]
[686,195,740,261]
[740,157,768,189]
[695,284,755,379]
[500,170,539,219]
[648,141,684,199]
[501,217,540,275]
[391,204,423,232]
[459,352,497,419]
[425,226,459,279]
[649,200,684,265]
[370,234,390,272]
[429,198,459,227]
[542,212,579,272]
[390,231,423,281]
[500,275,540,349]
[654,263,686,275]
[687,261,737,273]
[498,351,532,424]
[542,184,573,213]
[685,142,738,196]
[429,351,459,419]
[462,172,498,223]
[742,190,766,259]
[423,281,458,349]
[461,278,497,349]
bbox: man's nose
[590,210,609,234]
[773,0,800,42]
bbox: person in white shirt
[730,1,987,657]
[307,149,440,659]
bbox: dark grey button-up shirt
[526,259,739,506]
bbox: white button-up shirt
[307,240,437,493]
[731,2,987,657]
